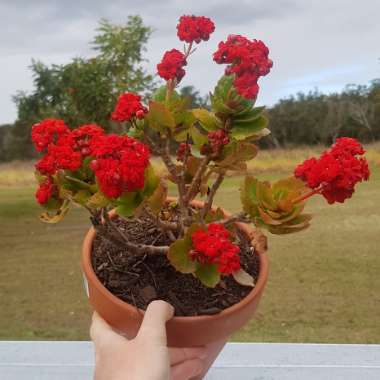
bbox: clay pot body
[81,199,268,347]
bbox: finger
[169,346,207,366]
[90,312,126,346]
[136,300,174,345]
[170,358,204,380]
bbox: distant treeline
[2,80,379,161]
[264,80,380,148]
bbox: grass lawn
[0,157,379,343]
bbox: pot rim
[82,197,269,323]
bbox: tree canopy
[4,16,153,160]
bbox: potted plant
[31,12,370,368]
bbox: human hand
[90,300,207,380]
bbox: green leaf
[147,180,167,215]
[87,192,111,208]
[73,189,92,205]
[195,264,220,287]
[116,203,137,217]
[233,106,265,121]
[173,108,196,128]
[217,141,258,170]
[241,175,313,235]
[232,268,255,287]
[34,171,46,185]
[185,156,203,178]
[241,128,271,142]
[232,116,269,140]
[204,207,225,223]
[190,125,208,148]
[142,164,159,197]
[127,126,144,139]
[147,101,175,132]
[167,237,197,274]
[64,175,92,190]
[192,108,222,131]
[39,200,70,224]
[211,75,256,116]
[115,192,139,217]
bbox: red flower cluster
[208,129,230,154]
[177,15,215,44]
[157,49,187,82]
[295,137,370,204]
[31,119,70,152]
[34,122,104,176]
[190,223,241,274]
[111,92,147,122]
[35,178,57,205]
[213,35,273,99]
[176,142,191,162]
[70,124,104,157]
[89,134,150,199]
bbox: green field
[0,159,379,343]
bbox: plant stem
[94,210,169,256]
[184,42,193,59]
[64,175,92,189]
[220,212,251,226]
[200,171,225,221]
[162,134,188,233]
[292,188,321,204]
[184,156,210,203]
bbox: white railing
[1,341,380,379]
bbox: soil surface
[91,215,260,316]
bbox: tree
[5,16,153,160]
[178,85,209,108]
[92,17,154,95]
[264,81,380,148]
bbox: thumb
[136,300,174,345]
[90,312,126,346]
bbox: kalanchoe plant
[31,15,370,289]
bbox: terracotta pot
[81,198,269,348]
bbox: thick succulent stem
[200,171,225,221]
[219,212,251,226]
[184,156,210,203]
[92,209,169,256]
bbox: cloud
[0,0,379,123]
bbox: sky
[0,0,379,124]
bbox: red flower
[35,144,82,175]
[295,138,370,204]
[35,154,57,175]
[157,49,187,82]
[233,72,260,99]
[208,129,230,155]
[35,178,56,205]
[31,119,70,152]
[190,223,241,274]
[70,124,104,157]
[177,15,215,44]
[89,134,150,199]
[331,137,365,157]
[111,93,147,122]
[176,143,191,162]
[213,35,272,99]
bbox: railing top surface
[1,341,379,380]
